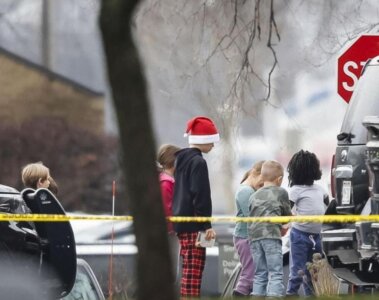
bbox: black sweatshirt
[172,148,212,233]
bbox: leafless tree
[100,1,176,300]
[135,0,379,212]
[136,0,283,212]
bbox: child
[157,144,181,284]
[157,144,181,233]
[173,116,219,297]
[21,162,51,190]
[232,161,264,297]
[249,160,292,298]
[286,150,327,297]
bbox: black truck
[323,55,379,285]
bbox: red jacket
[159,172,175,232]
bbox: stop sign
[337,35,379,103]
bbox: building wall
[0,54,104,134]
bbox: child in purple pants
[232,161,264,296]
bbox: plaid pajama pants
[178,232,206,297]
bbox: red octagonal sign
[338,35,379,103]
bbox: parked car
[323,55,379,284]
[0,185,77,299]
[63,258,105,300]
[71,218,237,297]
[70,218,135,244]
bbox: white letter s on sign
[342,61,358,92]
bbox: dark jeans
[286,227,322,296]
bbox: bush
[0,117,126,213]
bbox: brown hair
[157,144,180,170]
[240,160,265,184]
[261,160,284,182]
[21,162,50,189]
[48,176,58,196]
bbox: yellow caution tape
[0,214,133,222]
[2,214,379,223]
[169,215,379,223]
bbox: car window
[339,63,379,145]
[62,265,102,300]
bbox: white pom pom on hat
[184,116,220,144]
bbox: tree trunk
[99,1,176,300]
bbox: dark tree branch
[265,0,279,102]
[196,0,280,106]
[255,0,261,39]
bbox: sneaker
[232,290,249,297]
[285,294,299,299]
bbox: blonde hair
[21,162,50,189]
[48,176,58,195]
[157,144,180,170]
[240,160,265,184]
[261,160,283,182]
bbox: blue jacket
[233,184,255,239]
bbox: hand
[281,223,290,236]
[205,228,216,241]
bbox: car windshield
[339,62,379,145]
[62,264,102,300]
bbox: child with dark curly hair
[286,150,329,297]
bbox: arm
[281,190,293,216]
[237,188,252,217]
[289,200,295,209]
[288,187,297,214]
[190,159,212,230]
[160,180,173,217]
[280,190,292,235]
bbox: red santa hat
[184,116,220,144]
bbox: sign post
[337,35,379,103]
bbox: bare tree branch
[265,0,279,102]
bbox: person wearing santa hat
[172,116,220,297]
